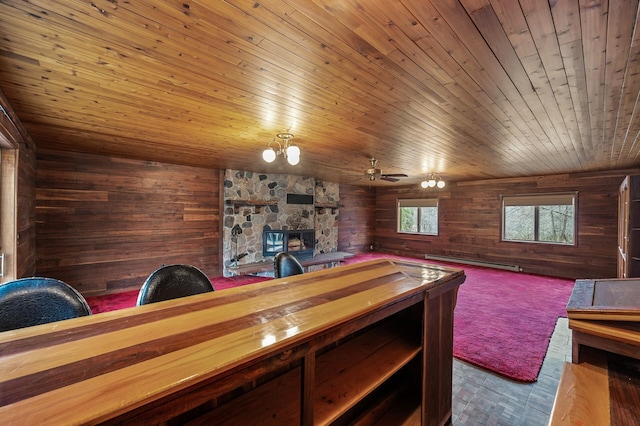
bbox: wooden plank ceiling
[0,0,639,185]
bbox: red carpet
[343,253,574,382]
[85,275,271,314]
[86,253,574,382]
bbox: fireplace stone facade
[223,169,339,275]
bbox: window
[502,193,576,245]
[398,198,438,235]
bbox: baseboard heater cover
[424,254,522,272]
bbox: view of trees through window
[398,199,438,235]
[503,195,575,244]
[396,195,574,243]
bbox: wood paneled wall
[15,141,36,278]
[337,184,376,254]
[375,171,637,279]
[36,149,221,296]
[32,147,633,294]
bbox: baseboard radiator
[424,254,522,272]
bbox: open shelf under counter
[187,318,421,425]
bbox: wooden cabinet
[618,176,640,278]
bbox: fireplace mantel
[225,199,278,214]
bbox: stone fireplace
[262,229,315,259]
[223,170,339,275]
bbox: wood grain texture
[35,148,221,295]
[549,351,610,425]
[374,170,631,279]
[337,184,376,254]
[0,258,465,425]
[550,348,640,426]
[0,1,638,186]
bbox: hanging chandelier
[420,173,445,189]
[262,132,300,165]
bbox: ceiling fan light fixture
[360,158,408,182]
[365,167,382,180]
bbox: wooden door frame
[0,123,18,283]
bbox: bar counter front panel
[0,258,465,425]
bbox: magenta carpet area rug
[343,253,575,382]
[85,275,271,314]
[86,253,575,382]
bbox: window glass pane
[504,205,535,241]
[502,193,577,245]
[419,207,438,234]
[399,207,418,232]
[398,199,439,235]
[538,205,574,243]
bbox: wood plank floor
[451,317,571,425]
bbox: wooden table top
[0,258,464,425]
[567,278,640,321]
[550,348,640,425]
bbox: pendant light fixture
[262,132,300,165]
[421,173,445,189]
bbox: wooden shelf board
[549,351,610,426]
[226,199,279,206]
[189,321,421,425]
[355,384,422,425]
[314,322,420,425]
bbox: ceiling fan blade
[381,173,408,178]
[380,176,400,182]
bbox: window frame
[397,198,439,236]
[501,192,578,246]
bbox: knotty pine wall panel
[337,184,376,254]
[374,171,636,279]
[16,143,36,278]
[36,149,221,296]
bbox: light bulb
[286,145,300,158]
[287,154,300,165]
[421,180,429,189]
[428,179,436,188]
[262,148,276,163]
[437,180,445,188]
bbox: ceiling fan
[363,158,408,182]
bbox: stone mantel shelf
[226,199,279,213]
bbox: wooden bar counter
[0,258,465,425]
